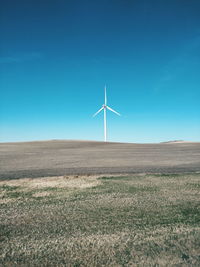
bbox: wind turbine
[93,86,120,142]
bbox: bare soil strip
[0,140,200,180]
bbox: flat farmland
[0,140,200,266]
[0,140,200,180]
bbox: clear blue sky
[0,0,200,143]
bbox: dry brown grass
[0,175,101,189]
[0,173,200,266]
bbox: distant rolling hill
[0,140,200,179]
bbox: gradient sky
[0,0,200,143]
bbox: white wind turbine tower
[93,86,121,142]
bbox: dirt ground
[0,140,200,180]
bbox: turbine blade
[105,85,107,105]
[107,106,121,116]
[93,107,104,117]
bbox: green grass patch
[186,182,200,189]
[99,175,132,181]
[0,185,20,191]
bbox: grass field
[0,173,200,266]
